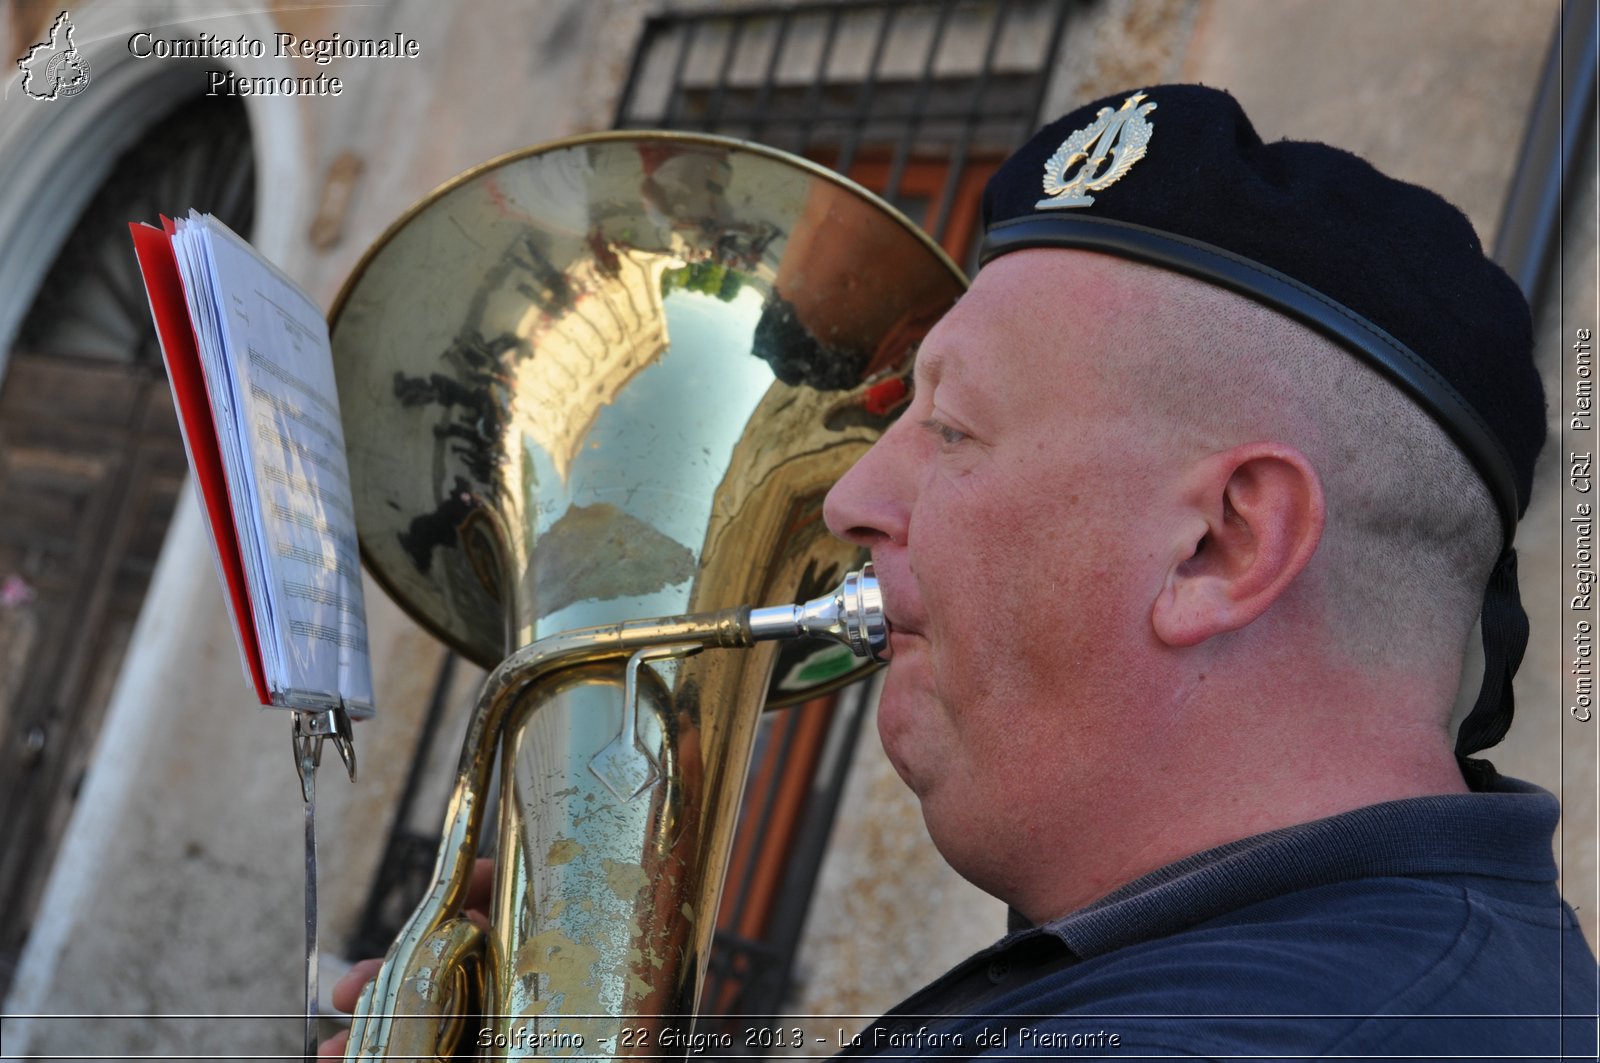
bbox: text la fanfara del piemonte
[1571,327,1595,723]
[126,30,420,97]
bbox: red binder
[129,218,269,704]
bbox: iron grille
[615,0,1070,264]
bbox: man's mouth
[883,613,924,661]
[879,592,920,636]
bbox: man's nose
[823,428,909,549]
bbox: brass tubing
[344,608,750,1061]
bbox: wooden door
[0,353,188,992]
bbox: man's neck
[1010,674,1468,925]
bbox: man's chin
[882,747,920,792]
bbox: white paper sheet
[170,211,375,716]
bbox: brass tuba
[328,132,964,1060]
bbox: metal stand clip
[290,701,357,1063]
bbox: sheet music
[168,212,375,715]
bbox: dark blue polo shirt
[838,778,1597,1060]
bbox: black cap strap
[1456,548,1529,770]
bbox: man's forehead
[911,250,1164,374]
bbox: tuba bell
[328,132,964,1060]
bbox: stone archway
[0,0,310,375]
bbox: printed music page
[166,211,375,716]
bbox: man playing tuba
[331,84,1598,1058]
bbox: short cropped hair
[1122,264,1502,665]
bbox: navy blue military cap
[979,84,1544,766]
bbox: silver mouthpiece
[746,562,888,661]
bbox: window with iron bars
[617,0,1069,270]
[614,0,1071,1034]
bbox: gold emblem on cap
[1037,91,1157,209]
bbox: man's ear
[1151,443,1326,648]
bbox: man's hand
[316,858,496,1059]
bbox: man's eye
[919,418,968,446]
